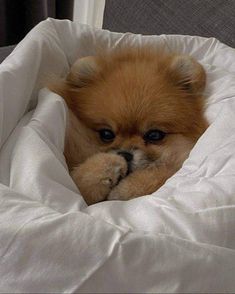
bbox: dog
[49,46,208,205]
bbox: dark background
[0,0,74,46]
[103,0,235,48]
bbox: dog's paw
[108,178,139,201]
[108,165,174,201]
[71,153,128,205]
[108,167,156,201]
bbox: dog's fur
[49,46,208,205]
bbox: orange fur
[49,46,208,205]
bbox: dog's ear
[170,55,206,94]
[67,56,98,87]
[47,56,98,109]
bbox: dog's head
[51,47,208,172]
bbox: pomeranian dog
[49,46,208,205]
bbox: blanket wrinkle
[0,212,56,262]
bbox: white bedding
[0,18,235,293]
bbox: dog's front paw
[108,178,140,201]
[108,165,174,201]
[71,153,128,205]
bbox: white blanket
[0,18,235,293]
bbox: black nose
[117,151,133,162]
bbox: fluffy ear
[46,56,98,109]
[67,56,98,87]
[170,55,206,94]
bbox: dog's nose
[117,151,133,162]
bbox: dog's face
[52,47,208,172]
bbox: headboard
[103,0,235,48]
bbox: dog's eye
[143,129,166,143]
[99,129,115,142]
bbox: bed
[0,9,235,294]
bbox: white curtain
[73,0,106,28]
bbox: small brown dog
[50,46,208,205]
